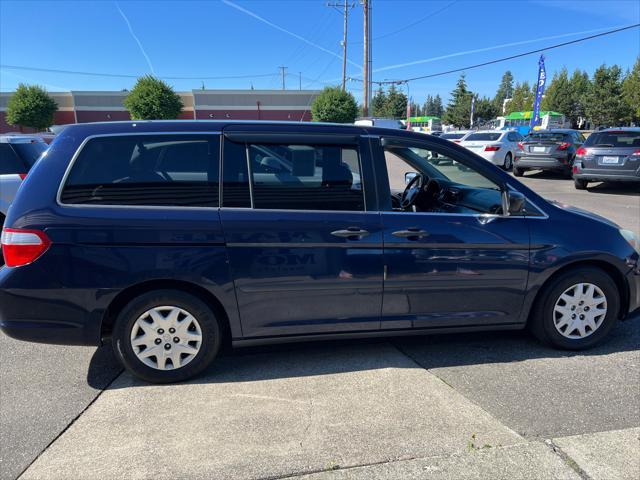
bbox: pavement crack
[544,438,593,480]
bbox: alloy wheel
[553,283,607,339]
[130,305,203,370]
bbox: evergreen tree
[423,95,435,115]
[568,69,591,128]
[384,84,408,118]
[541,68,573,117]
[6,84,58,130]
[443,74,473,128]
[371,87,387,117]
[474,96,498,123]
[433,94,444,117]
[493,71,514,114]
[505,81,534,113]
[622,57,640,123]
[584,64,630,127]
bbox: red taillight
[631,149,640,157]
[453,140,461,143]
[572,165,580,173]
[517,142,525,151]
[0,228,51,267]
[18,173,27,180]
[557,142,571,151]
[484,145,500,152]
[576,147,587,156]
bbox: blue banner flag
[531,55,546,129]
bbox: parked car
[459,130,524,170]
[1,121,639,383]
[513,129,585,177]
[572,128,640,189]
[440,131,471,143]
[0,135,47,227]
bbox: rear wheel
[503,152,513,170]
[112,290,221,383]
[574,178,588,190]
[513,166,524,177]
[529,267,619,350]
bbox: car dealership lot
[1,176,639,480]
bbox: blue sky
[1,0,639,104]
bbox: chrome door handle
[392,228,429,240]
[331,227,370,239]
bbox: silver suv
[0,135,47,226]
[573,128,640,189]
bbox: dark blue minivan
[1,121,639,383]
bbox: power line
[0,64,281,81]
[348,23,640,85]
[352,0,458,44]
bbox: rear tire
[112,290,221,383]
[574,178,588,190]
[529,267,619,350]
[513,166,524,177]
[502,152,513,170]
[0,213,5,266]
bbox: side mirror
[505,190,526,215]
[405,171,418,185]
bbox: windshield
[584,131,640,148]
[11,141,47,167]
[465,132,502,141]
[525,133,567,143]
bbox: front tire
[529,267,619,350]
[112,290,221,383]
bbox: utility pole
[299,72,302,90]
[327,2,354,91]
[279,66,287,90]
[362,0,370,116]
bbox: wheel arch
[526,259,629,326]
[100,279,233,349]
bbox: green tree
[371,87,387,117]
[584,64,630,127]
[383,84,408,118]
[568,69,591,128]
[622,57,640,123]
[541,68,573,117]
[474,96,498,123]
[124,75,183,120]
[493,70,514,114]
[432,94,444,117]
[5,84,58,130]
[505,81,534,113]
[443,74,473,128]
[311,86,358,123]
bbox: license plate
[533,146,546,153]
[601,156,619,164]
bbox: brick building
[0,89,319,133]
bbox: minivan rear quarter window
[61,134,220,207]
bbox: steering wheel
[423,178,443,204]
[401,173,424,209]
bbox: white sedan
[458,130,524,170]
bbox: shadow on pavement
[585,182,640,196]
[90,313,639,388]
[86,343,122,389]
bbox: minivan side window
[61,135,220,207]
[222,141,364,211]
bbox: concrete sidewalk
[17,343,640,480]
